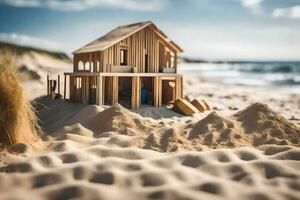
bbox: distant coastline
[179,56,300,64]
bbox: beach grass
[0,52,41,148]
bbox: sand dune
[0,43,72,100]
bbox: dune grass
[0,52,41,148]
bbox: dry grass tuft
[0,52,41,148]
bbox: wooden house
[64,21,183,109]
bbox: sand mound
[86,104,159,136]
[38,100,300,152]
[186,112,249,149]
[84,103,300,151]
[183,103,300,149]
[34,96,103,134]
[85,104,195,152]
[143,126,195,152]
[233,102,300,146]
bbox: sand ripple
[0,143,299,200]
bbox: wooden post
[47,74,49,95]
[70,76,74,101]
[85,76,90,104]
[180,76,183,98]
[175,53,177,73]
[131,77,135,108]
[154,76,161,107]
[96,76,104,106]
[131,76,141,109]
[57,74,60,96]
[137,76,141,108]
[111,76,118,105]
[64,74,66,99]
[175,76,183,99]
[158,77,162,107]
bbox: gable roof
[73,21,183,54]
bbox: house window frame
[120,48,128,66]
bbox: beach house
[64,21,183,108]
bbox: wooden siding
[73,26,177,73]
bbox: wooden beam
[110,76,118,105]
[64,74,67,99]
[158,77,162,106]
[47,74,49,95]
[131,76,141,109]
[57,74,60,96]
[153,76,162,107]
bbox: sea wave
[178,62,300,87]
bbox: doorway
[88,77,97,104]
[162,80,176,105]
[141,77,154,105]
[118,77,132,108]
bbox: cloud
[0,33,62,51]
[272,5,300,19]
[2,0,166,11]
[241,0,263,14]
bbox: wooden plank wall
[102,26,160,73]
[73,26,178,73]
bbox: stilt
[64,74,66,99]
[47,74,49,95]
[58,74,60,96]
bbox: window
[90,62,94,72]
[120,49,128,66]
[78,61,84,71]
[97,61,100,72]
[85,62,90,71]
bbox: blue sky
[0,0,300,60]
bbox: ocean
[178,62,300,91]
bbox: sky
[0,0,300,61]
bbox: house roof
[73,21,183,54]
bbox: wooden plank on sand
[174,98,199,116]
[191,99,207,112]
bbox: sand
[0,94,299,199]
[0,141,299,200]
[184,76,300,126]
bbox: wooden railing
[47,74,61,98]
